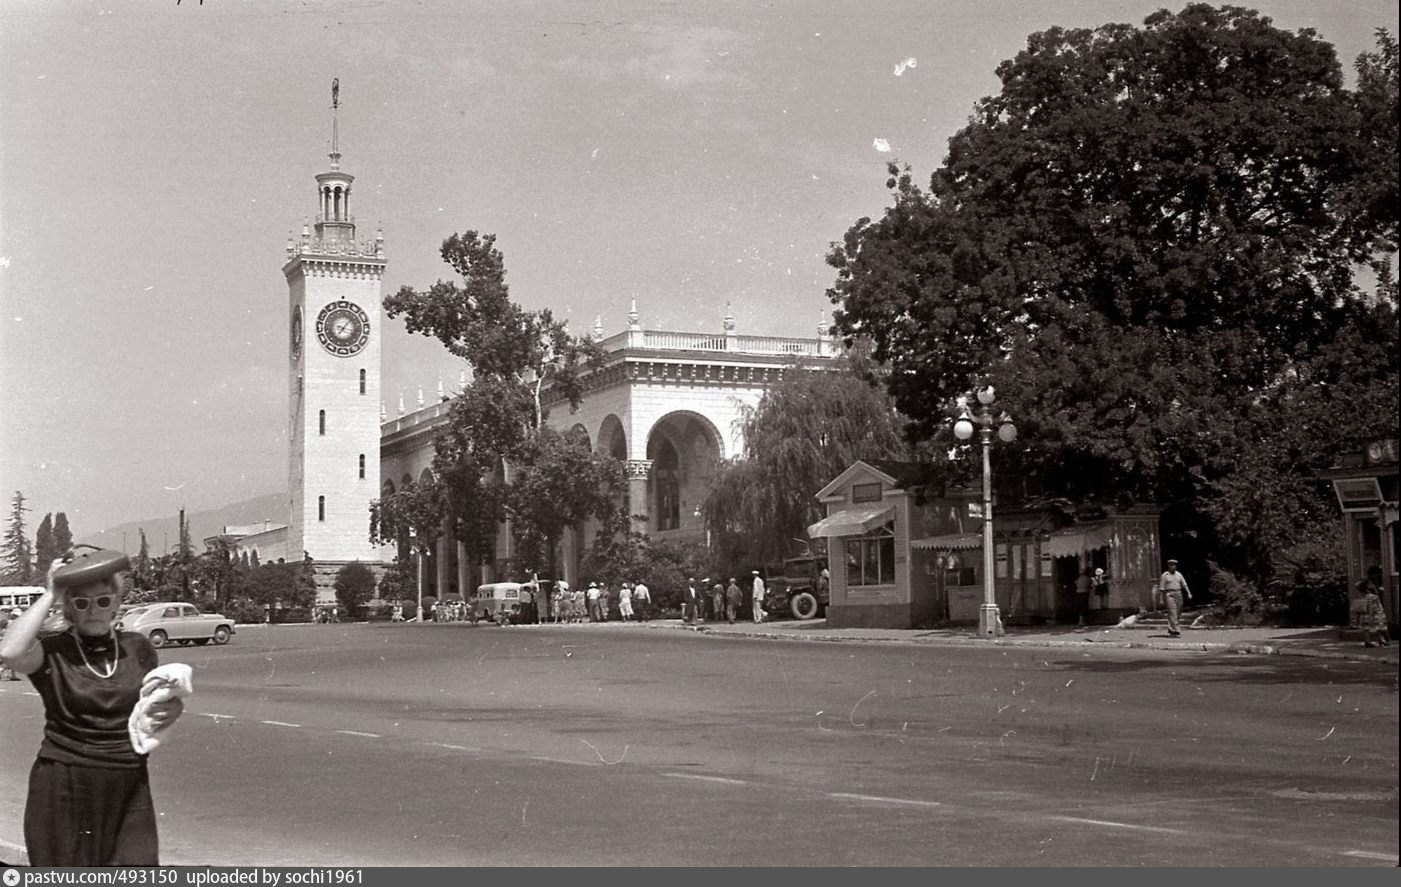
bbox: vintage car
[472,582,525,625]
[115,601,236,647]
[761,555,831,620]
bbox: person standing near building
[683,578,700,624]
[1157,559,1191,637]
[618,583,634,622]
[632,580,650,622]
[751,570,767,623]
[1075,568,1092,628]
[0,549,186,865]
[725,578,742,624]
[1357,578,1390,648]
[710,579,725,623]
[586,582,602,622]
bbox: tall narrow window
[319,410,326,435]
[318,496,325,521]
[358,454,366,479]
[359,369,366,395]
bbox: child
[1358,580,1390,648]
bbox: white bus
[0,586,45,611]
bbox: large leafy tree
[2,491,33,584]
[333,562,378,615]
[828,6,1398,587]
[377,231,616,577]
[702,355,909,567]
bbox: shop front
[1320,438,1399,628]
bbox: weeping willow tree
[702,356,909,568]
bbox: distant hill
[80,492,288,555]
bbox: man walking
[1157,559,1191,637]
[587,582,603,622]
[632,580,650,622]
[751,570,767,623]
[725,577,742,624]
[683,578,700,624]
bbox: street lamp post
[954,386,1017,638]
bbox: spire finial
[329,78,342,170]
[723,301,736,333]
[592,314,604,340]
[628,298,640,330]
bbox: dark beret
[53,548,131,588]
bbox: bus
[0,586,45,612]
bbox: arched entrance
[645,411,723,540]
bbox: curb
[679,622,1395,664]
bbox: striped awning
[910,532,983,551]
[806,504,895,538]
[1043,522,1115,558]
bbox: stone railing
[288,237,384,260]
[381,400,451,436]
[594,330,828,356]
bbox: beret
[53,548,131,588]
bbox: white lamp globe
[954,418,975,440]
[998,422,1018,443]
[976,386,996,405]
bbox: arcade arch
[645,411,723,536]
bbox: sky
[0,0,1394,540]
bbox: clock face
[315,300,370,357]
[290,307,303,360]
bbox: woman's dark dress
[24,630,159,866]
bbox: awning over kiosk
[807,504,895,538]
[910,532,984,551]
[1043,522,1115,558]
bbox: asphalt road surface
[1,622,1396,866]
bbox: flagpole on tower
[330,77,341,170]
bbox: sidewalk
[631,615,1400,665]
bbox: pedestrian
[632,580,651,622]
[587,582,602,622]
[1157,559,1191,637]
[683,578,700,624]
[698,577,712,622]
[751,570,767,623]
[725,578,742,624]
[391,603,404,622]
[1357,578,1390,648]
[0,548,186,866]
[710,578,725,623]
[1075,568,1092,628]
[618,583,635,622]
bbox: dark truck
[763,555,830,620]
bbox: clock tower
[283,80,385,567]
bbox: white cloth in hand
[128,662,194,754]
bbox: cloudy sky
[0,0,1392,539]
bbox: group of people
[682,572,765,625]
[549,580,652,623]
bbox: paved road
[1,623,1396,866]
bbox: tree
[702,356,909,567]
[509,427,626,583]
[827,5,1398,588]
[378,231,613,577]
[333,562,378,615]
[52,512,73,557]
[375,558,417,605]
[2,491,33,584]
[34,513,58,577]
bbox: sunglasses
[70,595,116,612]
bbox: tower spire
[330,78,341,170]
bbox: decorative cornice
[625,459,653,480]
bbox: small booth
[1320,438,1399,628]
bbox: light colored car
[115,601,236,647]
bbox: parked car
[762,555,830,620]
[115,601,236,647]
[472,582,524,625]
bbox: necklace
[73,628,119,679]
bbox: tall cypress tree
[52,512,73,555]
[34,513,58,576]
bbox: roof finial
[628,298,640,331]
[329,78,342,170]
[592,314,604,340]
[723,301,736,333]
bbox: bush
[1206,562,1269,625]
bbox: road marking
[1050,816,1187,835]
[196,712,235,720]
[260,720,301,728]
[1341,850,1398,862]
[663,773,748,785]
[427,742,477,752]
[335,730,381,738]
[829,792,942,808]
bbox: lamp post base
[978,603,1005,638]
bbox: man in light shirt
[751,570,766,623]
[1157,559,1191,637]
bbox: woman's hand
[146,696,185,730]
